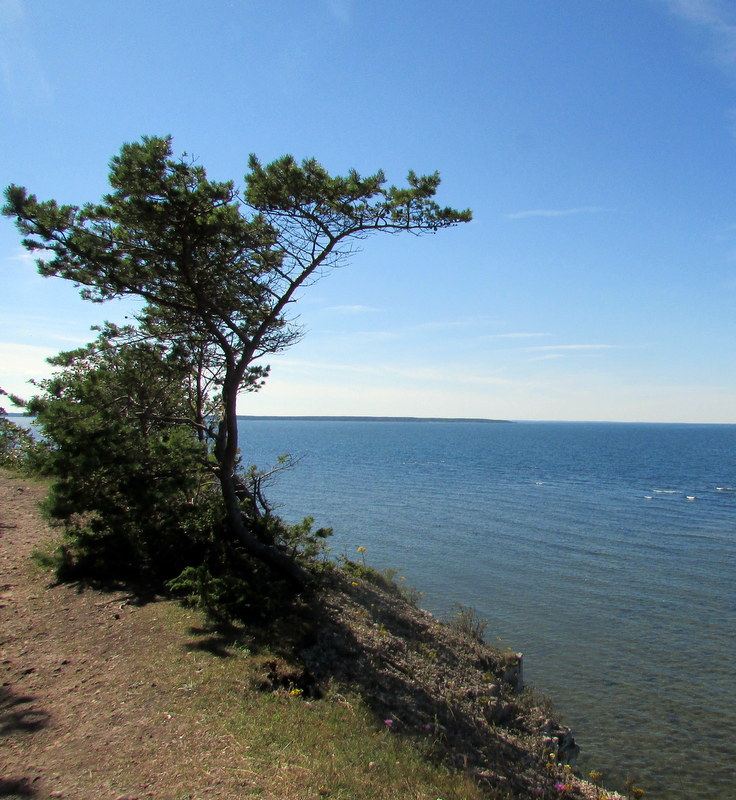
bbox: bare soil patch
[0,471,258,800]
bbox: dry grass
[150,602,493,800]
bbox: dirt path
[0,471,253,800]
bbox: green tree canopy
[3,136,471,586]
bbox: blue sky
[2,0,736,422]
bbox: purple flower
[384,719,393,725]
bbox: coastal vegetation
[3,135,471,598]
[1,468,621,799]
[1,140,624,798]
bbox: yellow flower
[357,546,367,553]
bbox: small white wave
[716,487,734,492]
[686,496,696,501]
[652,489,678,494]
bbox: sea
[234,418,736,800]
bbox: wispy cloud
[660,0,736,65]
[0,341,58,401]
[0,0,53,116]
[505,207,604,220]
[263,356,530,389]
[410,315,500,332]
[525,344,620,351]
[4,248,37,271]
[324,0,352,24]
[350,330,399,342]
[487,332,551,339]
[326,304,380,314]
[527,353,566,362]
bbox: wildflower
[384,719,393,725]
[357,546,367,553]
[589,770,603,783]
[289,688,303,696]
[554,783,566,793]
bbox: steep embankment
[0,471,616,799]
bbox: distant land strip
[237,415,512,423]
[7,413,511,424]
[7,412,511,424]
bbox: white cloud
[410,316,500,332]
[325,304,380,313]
[663,0,736,32]
[0,0,22,21]
[324,0,352,25]
[525,344,619,351]
[0,0,53,116]
[505,207,604,220]
[487,332,551,339]
[660,0,736,65]
[239,356,736,423]
[0,341,57,403]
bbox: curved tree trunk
[216,377,310,589]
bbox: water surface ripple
[239,420,734,799]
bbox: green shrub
[448,603,488,642]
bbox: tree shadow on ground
[67,580,160,607]
[176,571,578,798]
[301,577,540,793]
[0,686,50,737]
[0,778,37,798]
[183,625,239,658]
[0,688,47,798]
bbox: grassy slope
[155,564,620,800]
[1,469,621,799]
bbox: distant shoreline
[236,415,512,424]
[5,413,510,424]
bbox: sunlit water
[236,419,736,800]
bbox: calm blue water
[237,419,736,800]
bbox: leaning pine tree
[3,136,471,587]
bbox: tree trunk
[218,472,310,588]
[216,377,310,589]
